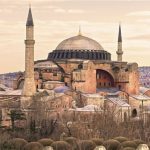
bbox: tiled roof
[107,97,130,107]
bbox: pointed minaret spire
[116,23,123,62]
[118,24,122,42]
[78,25,82,36]
[26,6,34,26]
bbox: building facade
[18,23,139,96]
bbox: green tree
[8,109,26,131]
[30,117,36,133]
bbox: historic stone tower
[116,25,123,62]
[22,7,36,97]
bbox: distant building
[17,9,139,96]
[139,67,150,88]
[20,7,139,123]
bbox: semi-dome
[56,35,104,51]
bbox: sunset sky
[0,0,150,73]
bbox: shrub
[23,142,43,150]
[43,146,54,150]
[60,132,67,141]
[1,141,12,150]
[91,138,104,146]
[103,139,121,150]
[121,141,137,149]
[64,137,79,150]
[0,131,11,149]
[9,138,28,150]
[122,147,136,150]
[114,136,128,143]
[133,139,145,147]
[79,140,96,150]
[38,138,54,147]
[51,141,71,150]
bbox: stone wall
[43,81,65,90]
[81,94,104,107]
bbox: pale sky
[0,0,150,73]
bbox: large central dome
[56,35,104,51]
[48,33,111,61]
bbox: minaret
[22,6,36,97]
[116,24,123,62]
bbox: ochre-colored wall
[145,91,150,97]
[24,60,139,95]
[127,70,139,95]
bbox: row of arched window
[48,50,111,60]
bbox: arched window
[78,64,83,69]
[118,85,121,90]
[132,109,137,117]
[124,112,127,122]
[99,53,102,59]
[57,52,60,59]
[68,51,71,58]
[61,52,64,58]
[64,52,67,58]
[104,82,106,87]
[101,53,104,60]
[72,51,76,58]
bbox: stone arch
[52,61,65,74]
[96,69,115,88]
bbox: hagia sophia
[22,7,139,96]
[0,7,150,126]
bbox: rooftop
[131,94,150,100]
[72,105,102,112]
[107,97,130,107]
[56,34,104,51]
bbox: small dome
[56,35,103,51]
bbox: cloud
[137,19,150,23]
[54,8,66,13]
[126,34,150,40]
[68,9,85,14]
[54,8,85,14]
[0,8,13,13]
[127,11,150,16]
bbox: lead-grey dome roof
[56,35,104,51]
